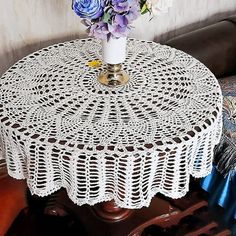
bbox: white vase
[102,37,127,64]
[98,37,129,87]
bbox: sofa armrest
[166,16,236,78]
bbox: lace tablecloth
[0,38,222,209]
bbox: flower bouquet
[72,0,172,86]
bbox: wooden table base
[44,190,180,236]
[93,200,133,222]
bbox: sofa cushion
[214,75,236,175]
[218,75,236,96]
[218,75,236,127]
[166,17,236,78]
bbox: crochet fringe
[214,133,236,177]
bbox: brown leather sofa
[166,16,236,175]
[166,16,236,80]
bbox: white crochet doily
[0,38,222,208]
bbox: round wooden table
[0,38,222,235]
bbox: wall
[0,0,236,76]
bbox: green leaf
[141,3,148,14]
[103,12,110,23]
[140,0,146,7]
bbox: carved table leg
[43,190,69,217]
[93,200,133,222]
[51,189,181,236]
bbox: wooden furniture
[0,39,222,235]
[0,161,27,236]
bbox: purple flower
[89,22,110,39]
[126,2,140,21]
[112,0,130,13]
[72,0,141,40]
[108,24,129,38]
[114,14,129,28]
[73,0,104,20]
